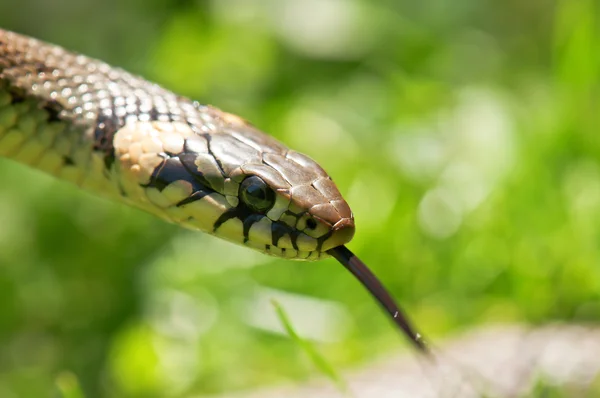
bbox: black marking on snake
[9,88,25,104]
[212,200,259,237]
[212,196,304,250]
[32,62,55,75]
[42,100,62,122]
[10,95,24,104]
[148,107,160,121]
[316,230,333,252]
[179,152,214,189]
[185,119,201,135]
[143,156,216,205]
[270,223,287,246]
[213,208,241,232]
[62,156,75,166]
[242,214,264,243]
[175,190,212,207]
[271,222,300,250]
[92,94,176,170]
[202,133,227,177]
[93,112,122,170]
[164,150,180,157]
[140,155,170,191]
[284,208,303,217]
[0,48,24,70]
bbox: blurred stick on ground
[208,325,600,398]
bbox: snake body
[0,29,431,352]
[0,29,355,260]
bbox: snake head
[228,147,356,260]
[205,111,356,260]
[114,108,354,260]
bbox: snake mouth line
[261,245,325,261]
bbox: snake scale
[0,28,428,353]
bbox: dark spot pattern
[140,151,218,207]
[175,190,212,207]
[306,218,317,230]
[271,222,299,250]
[211,197,304,252]
[242,214,264,243]
[179,152,213,188]
[316,231,334,252]
[42,101,62,122]
[93,113,121,169]
[33,62,54,75]
[213,208,243,232]
[9,88,24,104]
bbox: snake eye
[239,176,275,213]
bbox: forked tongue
[328,245,429,354]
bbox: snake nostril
[306,218,317,230]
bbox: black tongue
[327,245,429,354]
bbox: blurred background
[1,0,600,397]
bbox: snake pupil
[240,176,275,213]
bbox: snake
[0,28,428,353]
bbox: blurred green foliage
[0,0,599,397]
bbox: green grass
[272,299,349,395]
[0,0,599,397]
[56,372,85,398]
